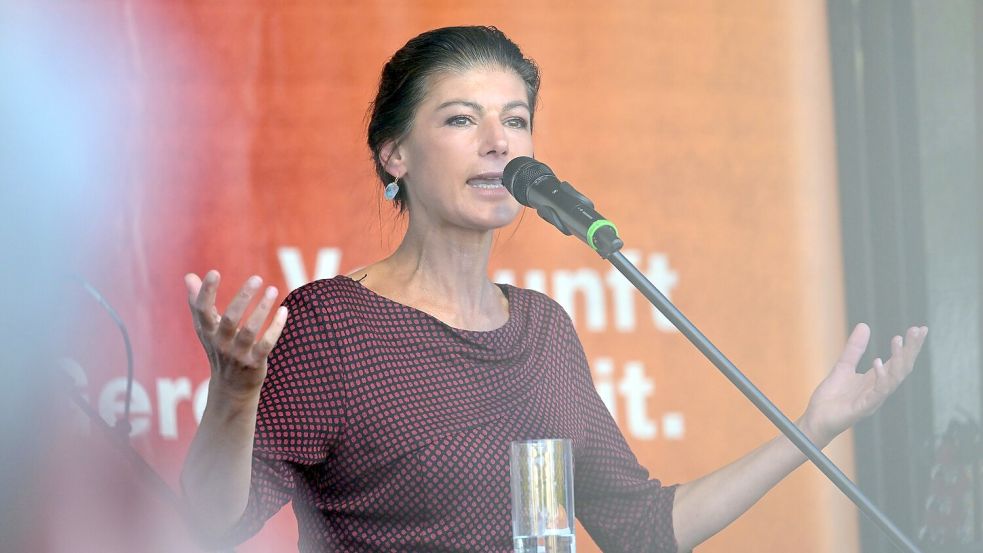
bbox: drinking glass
[509,439,575,553]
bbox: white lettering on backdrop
[62,246,688,442]
[66,359,683,442]
[277,247,680,334]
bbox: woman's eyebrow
[436,100,483,113]
[435,99,530,113]
[502,100,530,113]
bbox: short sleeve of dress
[557,312,679,553]
[220,283,347,545]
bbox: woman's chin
[457,211,521,233]
[480,207,522,230]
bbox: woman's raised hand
[185,270,289,399]
[672,324,928,551]
[801,323,928,446]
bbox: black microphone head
[503,156,555,207]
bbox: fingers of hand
[836,323,871,370]
[884,326,928,379]
[217,275,262,342]
[233,285,280,354]
[852,357,892,417]
[185,273,202,304]
[872,326,927,397]
[902,326,928,371]
[250,306,289,364]
[871,357,892,396]
[891,334,903,360]
[190,270,222,333]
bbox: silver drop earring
[384,177,400,201]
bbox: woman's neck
[364,218,506,329]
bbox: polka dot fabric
[221,276,678,552]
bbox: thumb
[834,323,871,372]
[184,273,202,304]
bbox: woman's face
[388,66,533,232]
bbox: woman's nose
[480,120,509,156]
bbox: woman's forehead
[421,67,530,111]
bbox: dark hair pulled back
[367,26,540,212]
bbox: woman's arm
[181,386,262,537]
[179,271,288,539]
[671,324,927,552]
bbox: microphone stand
[598,246,924,553]
[60,373,185,514]
[60,274,236,552]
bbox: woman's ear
[379,140,407,180]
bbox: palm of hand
[803,323,928,445]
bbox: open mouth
[467,172,504,189]
[467,178,504,189]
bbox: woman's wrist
[204,380,262,420]
[796,413,834,449]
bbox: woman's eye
[446,115,473,127]
[505,117,529,129]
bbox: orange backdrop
[50,1,856,552]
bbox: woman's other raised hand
[184,270,289,399]
[801,323,928,446]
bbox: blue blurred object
[0,3,131,550]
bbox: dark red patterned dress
[225,275,677,552]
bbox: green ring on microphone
[587,220,618,251]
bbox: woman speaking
[179,26,927,552]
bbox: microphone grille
[503,156,554,206]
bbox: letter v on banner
[277,247,342,290]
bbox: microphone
[502,156,623,257]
